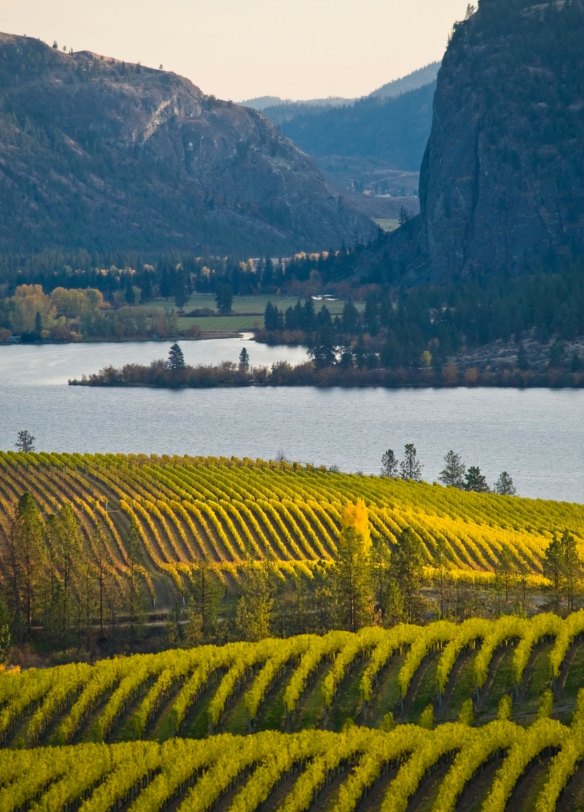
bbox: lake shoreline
[68,360,584,390]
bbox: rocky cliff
[419,0,584,278]
[0,34,374,257]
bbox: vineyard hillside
[1,717,584,809]
[0,452,583,606]
[2,614,584,748]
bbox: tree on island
[439,450,466,488]
[495,471,517,496]
[400,444,423,481]
[381,449,399,478]
[238,347,250,374]
[167,343,185,372]
[15,430,35,452]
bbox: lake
[0,338,582,503]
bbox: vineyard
[2,452,584,808]
[1,702,584,809]
[1,451,583,603]
[1,614,584,748]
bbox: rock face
[419,0,584,278]
[0,34,374,257]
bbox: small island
[69,342,584,389]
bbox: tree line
[1,491,581,664]
[381,445,516,496]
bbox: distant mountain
[280,84,436,171]
[245,66,439,220]
[368,62,440,99]
[0,34,374,259]
[241,63,440,125]
[241,96,349,114]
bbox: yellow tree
[331,499,373,632]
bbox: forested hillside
[0,33,373,259]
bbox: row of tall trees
[1,494,580,656]
[381,446,516,495]
[0,494,148,650]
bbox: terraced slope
[2,615,584,748]
[0,452,582,601]
[2,717,584,811]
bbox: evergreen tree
[215,283,233,315]
[125,521,147,637]
[185,561,224,645]
[381,449,399,478]
[464,466,490,492]
[387,526,424,623]
[167,342,185,371]
[543,530,582,613]
[400,444,423,481]
[3,493,45,641]
[15,430,35,452]
[235,561,274,642]
[494,471,516,496]
[238,347,250,374]
[439,450,466,488]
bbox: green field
[149,293,358,333]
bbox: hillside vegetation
[0,33,373,258]
[2,716,584,810]
[2,614,584,747]
[1,452,583,599]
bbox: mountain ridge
[0,34,375,258]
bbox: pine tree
[381,449,399,478]
[238,347,250,374]
[494,471,516,496]
[235,561,274,641]
[400,444,422,481]
[167,342,185,371]
[185,561,224,644]
[387,526,424,623]
[15,430,35,452]
[439,450,466,488]
[464,466,490,492]
[3,493,45,641]
[543,530,582,613]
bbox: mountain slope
[280,83,436,171]
[368,61,440,99]
[0,34,374,258]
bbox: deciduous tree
[331,500,373,632]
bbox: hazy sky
[2,0,470,100]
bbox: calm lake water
[0,338,582,504]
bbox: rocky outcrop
[419,0,584,278]
[0,34,374,257]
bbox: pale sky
[1,0,471,100]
